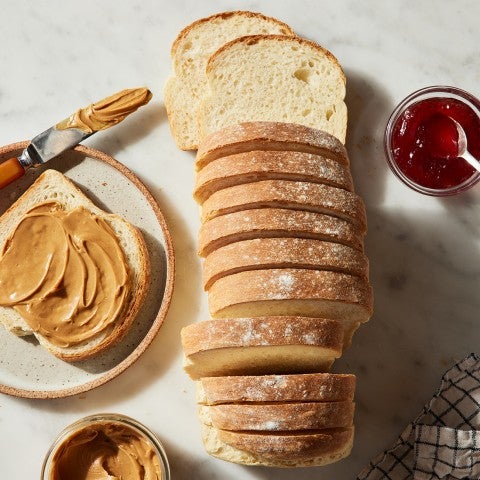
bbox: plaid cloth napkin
[357,354,480,480]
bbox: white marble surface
[1,1,480,478]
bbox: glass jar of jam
[384,86,480,195]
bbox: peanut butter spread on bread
[50,422,162,480]
[0,202,130,347]
[56,87,152,133]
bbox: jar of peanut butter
[41,413,170,480]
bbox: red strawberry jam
[390,97,480,190]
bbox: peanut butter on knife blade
[0,87,152,189]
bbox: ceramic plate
[0,142,175,398]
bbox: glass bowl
[41,413,170,480]
[384,85,480,196]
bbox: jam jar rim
[40,413,171,480]
[384,85,480,196]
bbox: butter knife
[0,87,152,189]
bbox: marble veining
[1,1,480,479]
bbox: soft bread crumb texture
[164,12,295,150]
[198,36,347,144]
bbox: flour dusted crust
[200,179,367,232]
[196,121,348,170]
[193,150,354,203]
[0,170,150,361]
[208,269,373,348]
[202,424,354,467]
[199,400,354,431]
[198,208,364,256]
[202,238,369,290]
[181,316,343,379]
[164,12,295,150]
[197,373,356,404]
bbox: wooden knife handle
[0,157,25,189]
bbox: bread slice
[197,373,356,405]
[198,208,364,256]
[198,35,347,144]
[199,400,354,431]
[208,269,373,347]
[196,121,348,170]
[202,237,369,289]
[200,180,367,232]
[202,424,354,467]
[164,12,294,150]
[181,316,343,379]
[0,169,149,361]
[193,150,354,203]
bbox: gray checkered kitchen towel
[358,354,480,480]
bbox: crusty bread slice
[208,269,373,347]
[198,208,364,256]
[193,150,354,203]
[0,169,150,361]
[181,316,343,379]
[199,400,354,431]
[197,373,356,405]
[198,35,347,145]
[201,424,354,467]
[196,121,348,170]
[202,238,369,289]
[200,179,367,232]
[164,12,294,150]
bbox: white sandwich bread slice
[202,237,369,290]
[181,316,343,379]
[196,373,356,405]
[196,121,348,170]
[208,269,373,347]
[193,150,354,203]
[197,35,347,145]
[164,12,294,150]
[200,179,367,232]
[199,400,354,431]
[201,424,354,467]
[0,169,150,361]
[198,208,364,257]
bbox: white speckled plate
[0,142,175,399]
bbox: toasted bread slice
[200,180,367,232]
[193,150,354,203]
[198,208,364,256]
[197,373,356,405]
[208,269,373,347]
[181,316,343,379]
[201,424,354,467]
[202,238,369,289]
[199,400,354,431]
[0,170,150,361]
[164,12,294,150]
[196,121,348,170]
[198,35,347,144]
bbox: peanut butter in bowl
[42,414,170,480]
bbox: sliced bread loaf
[197,373,356,405]
[0,170,150,361]
[198,35,347,144]
[202,237,369,289]
[181,316,343,379]
[208,269,373,347]
[202,424,354,467]
[164,12,294,150]
[193,150,354,203]
[200,179,367,232]
[198,208,364,256]
[199,400,354,431]
[196,121,348,170]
